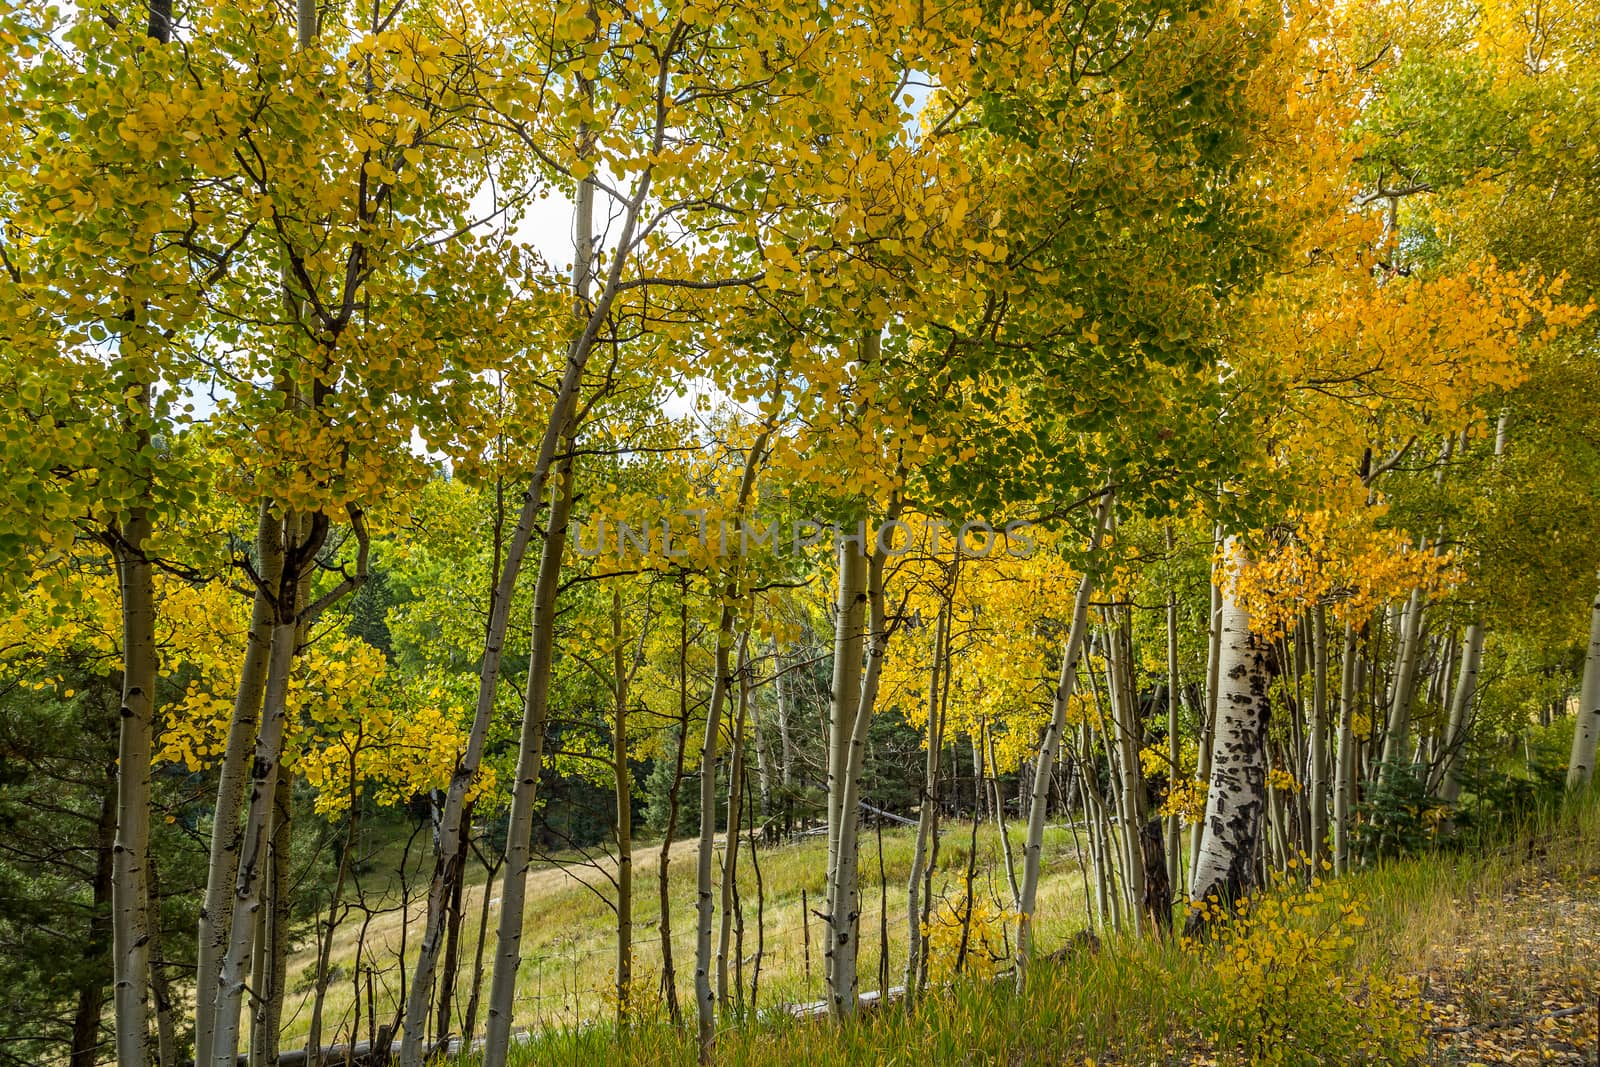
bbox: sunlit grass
[273,819,1096,1052]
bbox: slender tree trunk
[402,147,612,1067]
[111,0,172,1048]
[985,722,1021,908]
[196,503,283,1066]
[1165,531,1183,894]
[250,772,293,1066]
[716,639,750,1010]
[694,613,737,1058]
[751,683,772,821]
[305,782,357,1066]
[1015,495,1111,979]
[461,850,502,1049]
[1381,587,1425,775]
[693,431,771,1059]
[824,512,896,1018]
[1105,607,1147,934]
[111,519,156,1067]
[747,774,766,1013]
[1185,537,1275,932]
[433,799,473,1047]
[1309,603,1329,864]
[479,461,575,1067]
[1565,583,1600,790]
[1439,624,1485,802]
[211,522,306,1067]
[658,583,692,1027]
[1333,621,1361,875]
[612,589,634,1024]
[904,584,949,994]
[823,541,868,1009]
[773,638,795,789]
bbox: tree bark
[716,638,751,1010]
[904,583,949,993]
[249,771,293,1066]
[304,780,357,1066]
[111,515,157,1067]
[1565,583,1600,790]
[1015,494,1111,979]
[196,503,284,1066]
[823,508,895,1018]
[1333,620,1362,875]
[479,460,575,1067]
[1309,603,1329,864]
[773,637,795,789]
[657,585,692,1028]
[612,589,634,1024]
[1439,624,1485,802]
[211,515,310,1067]
[403,122,622,1066]
[695,610,738,1058]
[1185,537,1275,932]
[822,540,868,1010]
[1380,586,1425,776]
[1104,607,1147,934]
[985,722,1021,909]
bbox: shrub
[1192,870,1427,1065]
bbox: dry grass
[270,818,1101,1052]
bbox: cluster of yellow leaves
[1162,777,1209,824]
[1187,873,1427,1065]
[879,525,1083,774]
[161,632,478,816]
[920,889,1017,982]
[1226,509,1457,638]
[1266,767,1301,794]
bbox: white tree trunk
[1015,495,1111,978]
[209,578,300,1067]
[716,638,751,1009]
[111,517,156,1067]
[1565,583,1600,790]
[824,530,893,1017]
[1105,612,1147,933]
[1380,587,1424,774]
[694,613,736,1059]
[691,430,770,1060]
[904,587,949,993]
[194,504,282,1066]
[403,167,600,1067]
[1332,621,1361,875]
[479,463,574,1067]
[1308,603,1329,863]
[1439,624,1485,803]
[1186,537,1275,928]
[823,541,867,1007]
[612,589,634,1022]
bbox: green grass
[475,795,1599,1066]
[274,817,1101,1053]
[275,793,1600,1065]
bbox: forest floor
[1410,836,1600,1065]
[279,816,1095,1053]
[279,801,1600,1065]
